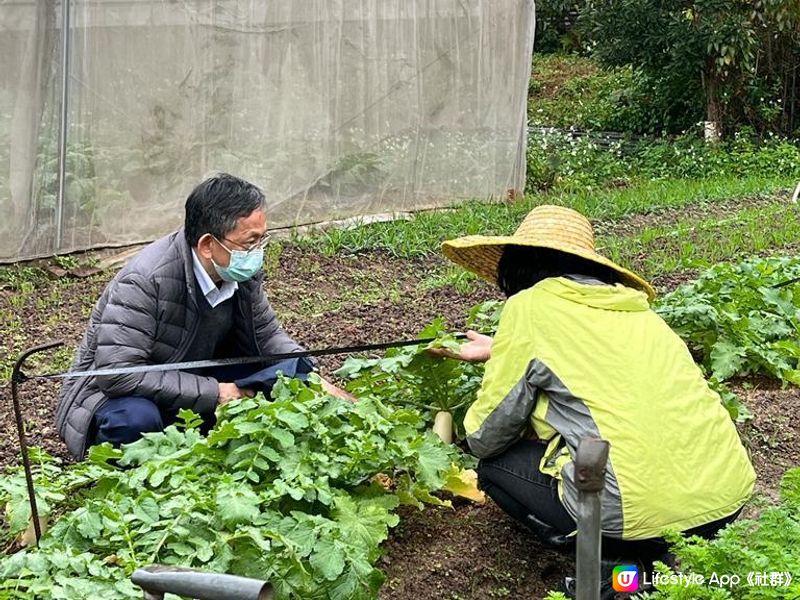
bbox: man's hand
[320,377,357,402]
[427,330,493,363]
[217,382,255,406]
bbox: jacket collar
[536,276,650,312]
[173,228,199,308]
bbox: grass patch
[419,265,480,295]
[0,273,93,381]
[278,269,408,321]
[602,201,800,280]
[295,282,404,318]
[0,265,49,293]
[291,176,794,259]
[0,315,75,381]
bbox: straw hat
[442,205,655,300]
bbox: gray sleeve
[93,274,219,413]
[466,377,537,458]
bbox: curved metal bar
[33,332,481,381]
[575,437,610,600]
[10,340,65,545]
[132,565,272,600]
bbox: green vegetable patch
[0,377,467,600]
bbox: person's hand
[320,377,357,402]
[427,330,493,363]
[217,382,255,406]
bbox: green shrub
[335,302,502,437]
[632,131,800,181]
[529,54,698,134]
[0,378,463,599]
[525,130,800,193]
[655,256,800,384]
[530,55,647,132]
[526,131,630,192]
[582,0,800,138]
[533,0,586,53]
[640,468,800,600]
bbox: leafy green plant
[34,133,139,220]
[0,266,49,293]
[52,255,79,271]
[339,286,756,431]
[335,320,483,440]
[0,448,108,542]
[418,264,480,295]
[0,376,463,600]
[637,468,800,600]
[335,302,503,439]
[262,240,283,278]
[707,377,752,424]
[655,256,800,384]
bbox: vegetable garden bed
[2,190,800,599]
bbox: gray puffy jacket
[56,229,304,459]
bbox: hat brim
[442,235,655,300]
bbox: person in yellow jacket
[437,205,755,557]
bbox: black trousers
[476,439,741,559]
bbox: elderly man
[56,173,347,459]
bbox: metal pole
[55,0,72,252]
[131,565,272,600]
[574,437,610,600]
[9,340,65,546]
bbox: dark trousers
[477,439,742,560]
[90,364,259,448]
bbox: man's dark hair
[496,245,621,298]
[184,173,266,247]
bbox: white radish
[433,411,453,444]
[19,515,48,547]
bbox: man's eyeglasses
[218,232,272,253]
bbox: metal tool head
[575,437,610,493]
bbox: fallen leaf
[441,466,486,504]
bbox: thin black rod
[773,275,800,289]
[9,340,65,545]
[33,332,482,381]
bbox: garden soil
[1,244,798,599]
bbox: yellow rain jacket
[464,276,755,540]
